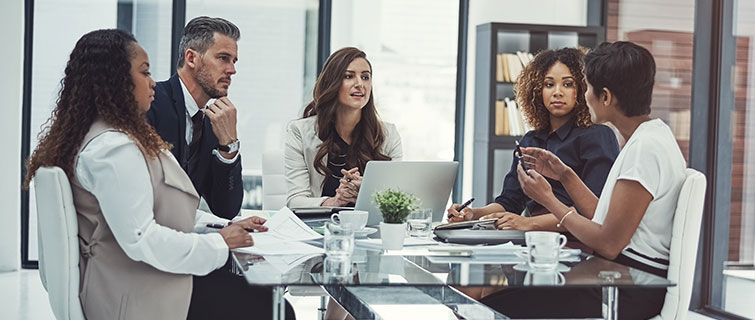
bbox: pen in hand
[206,223,261,233]
[447,197,475,219]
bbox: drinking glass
[407,208,432,237]
[324,222,355,259]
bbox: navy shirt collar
[532,116,577,142]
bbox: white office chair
[262,148,288,210]
[652,168,706,320]
[33,166,86,320]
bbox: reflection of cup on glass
[524,271,565,286]
[324,222,354,259]
[525,231,567,271]
[331,210,369,231]
[407,208,432,237]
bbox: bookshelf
[473,23,605,204]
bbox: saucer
[513,262,571,273]
[354,227,377,238]
[514,248,581,260]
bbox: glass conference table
[231,238,674,320]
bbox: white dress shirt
[178,78,239,164]
[75,131,230,275]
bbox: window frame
[690,0,751,318]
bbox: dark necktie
[188,111,204,173]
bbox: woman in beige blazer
[24,29,271,320]
[285,47,402,208]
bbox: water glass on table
[407,208,432,237]
[324,222,355,259]
[525,231,567,271]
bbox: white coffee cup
[525,231,567,271]
[331,210,368,231]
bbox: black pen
[448,197,475,219]
[515,140,530,171]
[206,223,260,233]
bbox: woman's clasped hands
[323,167,363,206]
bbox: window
[24,0,172,263]
[722,1,755,317]
[330,0,459,163]
[185,0,320,209]
[606,0,695,157]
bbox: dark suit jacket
[146,74,243,219]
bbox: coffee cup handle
[331,213,340,224]
[557,272,566,285]
[558,234,567,249]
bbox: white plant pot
[379,222,407,250]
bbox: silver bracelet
[557,209,574,228]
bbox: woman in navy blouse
[448,48,619,232]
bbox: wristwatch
[218,139,240,153]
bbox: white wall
[0,0,24,271]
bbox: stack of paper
[234,207,324,256]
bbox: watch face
[221,140,239,153]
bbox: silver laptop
[355,161,459,226]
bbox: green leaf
[372,188,420,223]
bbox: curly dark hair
[24,29,170,188]
[302,47,391,178]
[514,47,592,131]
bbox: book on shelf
[494,97,531,136]
[494,100,510,135]
[506,54,523,82]
[504,97,521,135]
[495,51,535,83]
[496,54,505,82]
[501,53,511,82]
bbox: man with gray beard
[147,16,242,220]
[146,16,295,319]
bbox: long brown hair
[514,47,592,131]
[24,29,170,188]
[302,47,390,178]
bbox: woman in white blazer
[285,47,402,209]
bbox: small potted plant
[373,188,419,250]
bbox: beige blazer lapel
[160,151,200,200]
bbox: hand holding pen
[207,216,268,249]
[446,197,475,222]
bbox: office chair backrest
[33,166,86,320]
[654,168,706,320]
[262,148,287,210]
